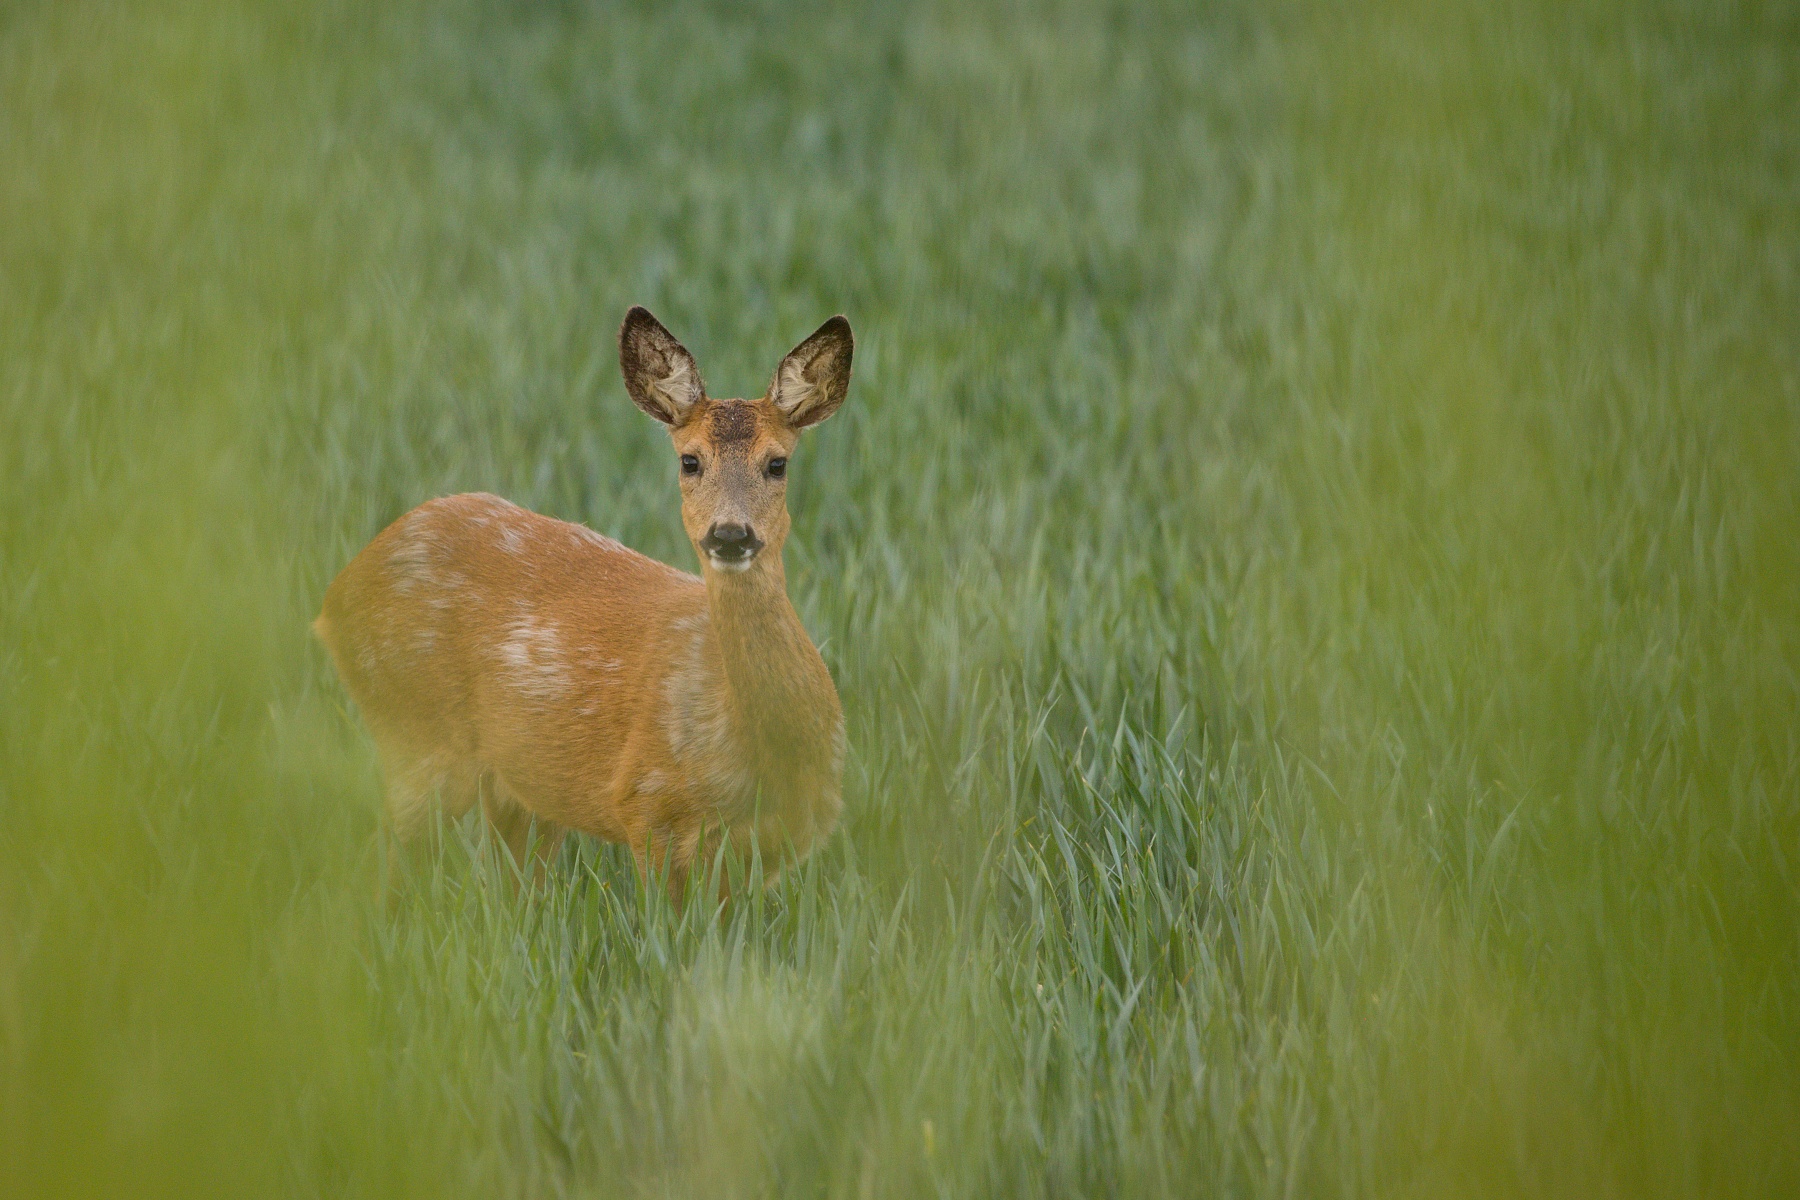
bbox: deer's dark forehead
[707,401,760,445]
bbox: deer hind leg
[375,740,480,903]
[479,772,565,890]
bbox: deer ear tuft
[619,307,705,425]
[769,315,853,429]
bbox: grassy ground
[3,0,1797,1195]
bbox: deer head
[619,306,853,577]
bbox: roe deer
[314,307,851,900]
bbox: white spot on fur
[572,525,624,552]
[499,611,569,700]
[470,492,519,515]
[386,529,438,594]
[499,525,525,554]
[578,646,622,672]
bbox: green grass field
[3,0,1797,1195]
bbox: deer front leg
[628,819,732,909]
[479,773,565,891]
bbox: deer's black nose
[701,522,763,564]
[709,522,751,546]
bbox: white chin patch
[708,554,754,573]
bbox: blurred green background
[2,0,1796,1195]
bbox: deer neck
[702,557,839,795]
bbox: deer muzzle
[701,522,763,570]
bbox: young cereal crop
[1,1,1795,1196]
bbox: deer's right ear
[619,306,706,425]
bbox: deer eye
[767,457,787,479]
[680,454,700,476]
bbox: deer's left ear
[769,316,853,429]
